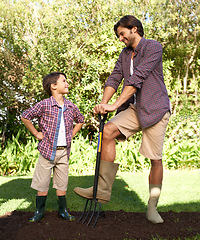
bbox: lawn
[0,169,199,216]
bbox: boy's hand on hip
[35,132,44,141]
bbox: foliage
[69,134,97,175]
[115,134,151,172]
[0,123,199,176]
[0,130,38,175]
[0,0,199,175]
[163,114,200,169]
[0,0,199,146]
[164,140,200,170]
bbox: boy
[21,72,84,222]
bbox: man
[74,15,171,224]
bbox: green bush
[1,0,199,145]
[164,140,200,170]
[0,130,38,175]
[0,125,199,176]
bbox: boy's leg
[38,191,48,196]
[56,190,66,196]
[31,154,53,192]
[53,148,74,220]
[57,194,75,220]
[30,154,53,222]
[29,195,47,222]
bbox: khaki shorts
[31,148,70,192]
[109,104,170,160]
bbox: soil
[0,210,199,240]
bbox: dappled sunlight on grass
[0,170,199,216]
[0,199,31,215]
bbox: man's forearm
[100,86,116,104]
[113,86,136,109]
[94,85,136,114]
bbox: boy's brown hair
[43,72,66,96]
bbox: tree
[0,0,199,145]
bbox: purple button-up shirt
[21,96,84,161]
[105,37,170,128]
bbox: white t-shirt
[130,59,134,76]
[57,105,67,146]
[130,59,136,104]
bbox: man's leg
[74,106,140,202]
[149,159,163,185]
[73,122,121,202]
[101,122,122,162]
[146,159,164,224]
[140,112,170,224]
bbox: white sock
[146,184,164,224]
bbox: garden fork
[78,113,107,228]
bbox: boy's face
[52,74,69,95]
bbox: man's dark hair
[114,15,144,38]
[43,72,66,96]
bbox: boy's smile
[55,75,69,95]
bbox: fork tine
[92,202,101,228]
[87,200,97,226]
[78,199,89,222]
[86,200,102,227]
[78,114,107,228]
[82,199,93,224]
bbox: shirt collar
[50,96,73,108]
[50,96,59,107]
[64,97,73,108]
[134,37,146,53]
[124,37,146,55]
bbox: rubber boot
[146,184,164,224]
[74,160,119,203]
[29,195,47,222]
[58,196,75,221]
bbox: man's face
[117,26,137,48]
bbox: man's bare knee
[103,122,121,140]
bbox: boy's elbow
[21,117,30,124]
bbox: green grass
[0,169,199,215]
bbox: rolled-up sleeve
[105,50,124,91]
[73,105,84,123]
[21,101,43,120]
[125,41,163,89]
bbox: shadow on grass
[0,175,146,213]
[0,175,199,214]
